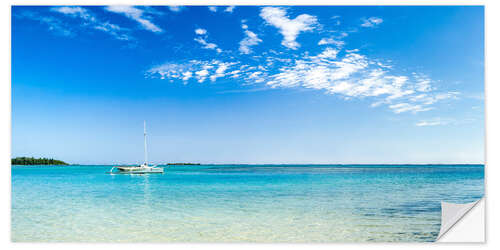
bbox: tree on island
[11,157,68,165]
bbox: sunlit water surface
[12,164,484,242]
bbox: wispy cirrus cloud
[147,60,239,83]
[14,7,466,117]
[16,7,133,41]
[389,103,432,114]
[262,48,457,114]
[331,15,341,25]
[194,28,222,53]
[52,6,88,16]
[361,17,383,27]
[51,6,132,41]
[239,23,262,54]
[194,37,220,51]
[105,6,162,33]
[168,6,184,12]
[416,118,452,127]
[225,6,236,13]
[146,45,458,114]
[318,37,345,47]
[142,7,459,115]
[318,31,348,47]
[415,117,476,127]
[260,7,318,49]
[15,11,73,37]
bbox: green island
[12,157,69,165]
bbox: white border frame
[3,1,497,249]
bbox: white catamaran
[109,121,164,174]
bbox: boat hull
[109,166,164,174]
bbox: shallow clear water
[11,164,484,242]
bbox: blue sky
[12,6,484,164]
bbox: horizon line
[13,163,485,166]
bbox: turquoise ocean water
[11,164,484,242]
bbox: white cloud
[195,74,208,83]
[147,60,239,84]
[17,11,73,37]
[210,62,233,81]
[146,47,458,114]
[263,48,457,113]
[464,93,484,100]
[331,15,341,25]
[409,92,459,105]
[208,6,217,12]
[389,103,431,114]
[318,37,345,47]
[105,6,162,33]
[239,25,262,54]
[195,28,207,35]
[417,117,477,127]
[317,47,339,59]
[260,7,318,49]
[168,6,183,12]
[146,62,191,80]
[225,6,236,13]
[52,6,88,16]
[51,6,131,40]
[194,37,214,49]
[194,28,221,53]
[195,69,209,78]
[416,118,451,127]
[93,22,131,41]
[194,37,220,52]
[412,73,433,92]
[181,71,193,81]
[361,17,383,27]
[416,121,441,126]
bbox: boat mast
[144,120,148,166]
